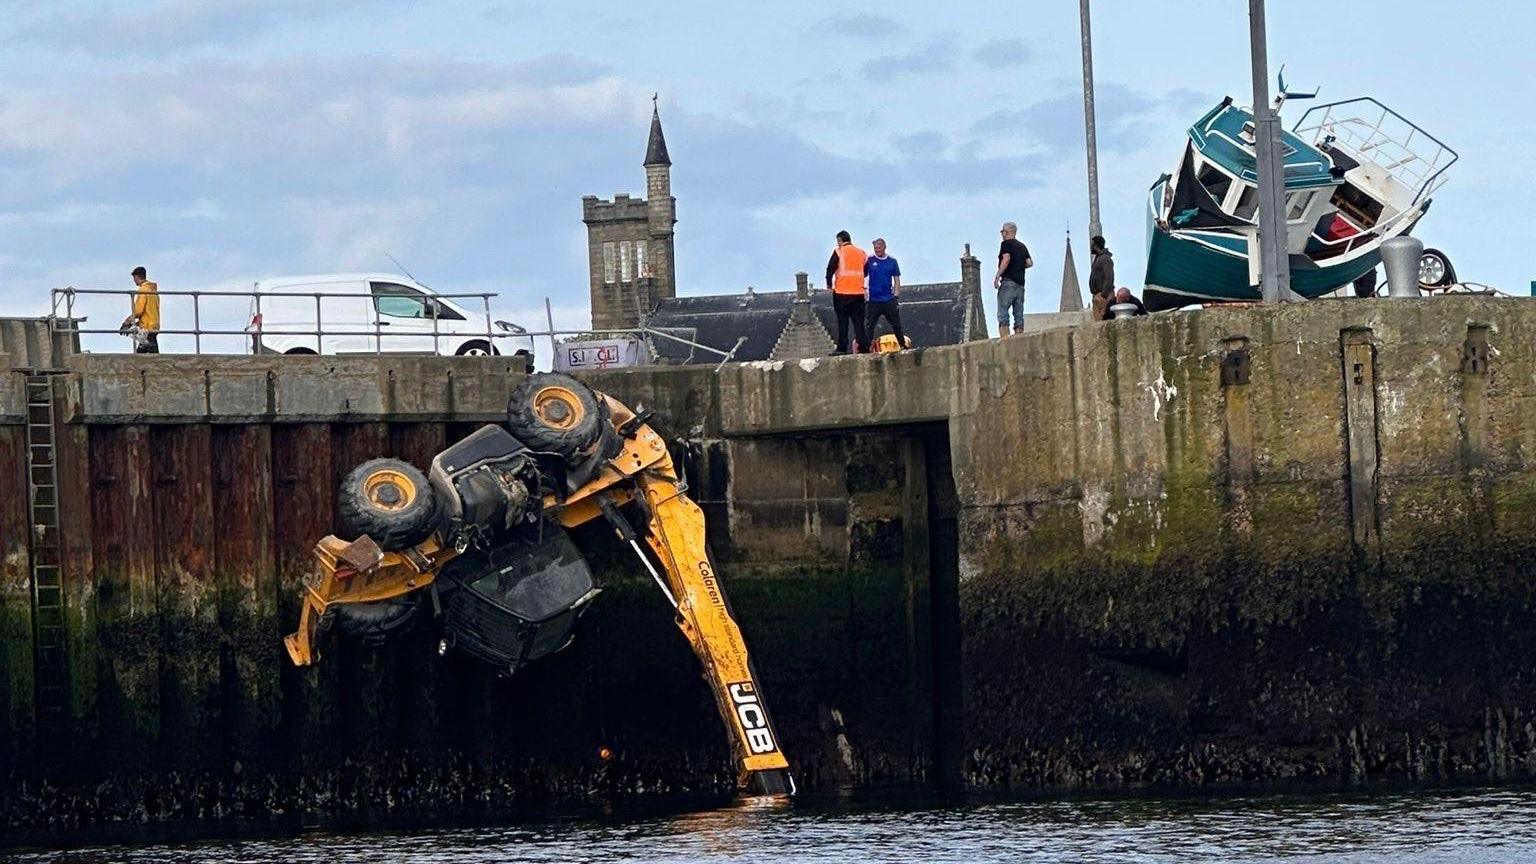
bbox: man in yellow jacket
[121,265,160,354]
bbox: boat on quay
[1144,92,1457,311]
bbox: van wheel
[457,340,499,357]
[285,347,318,355]
[338,458,438,551]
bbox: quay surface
[4,297,1536,840]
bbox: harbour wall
[5,297,1536,838]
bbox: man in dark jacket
[1088,235,1115,322]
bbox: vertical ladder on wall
[23,373,68,725]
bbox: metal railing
[47,286,747,368]
[1293,97,1458,205]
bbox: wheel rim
[363,468,417,512]
[531,385,585,430]
[1419,254,1446,286]
[463,345,491,356]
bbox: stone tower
[582,98,678,331]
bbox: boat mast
[1079,0,1102,240]
[1248,0,1290,302]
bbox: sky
[1,0,1532,360]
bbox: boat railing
[1292,97,1457,205]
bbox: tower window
[635,242,647,278]
[620,241,633,282]
[603,242,616,284]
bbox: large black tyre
[338,458,438,551]
[330,595,424,644]
[506,372,606,460]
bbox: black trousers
[833,293,868,353]
[864,299,905,349]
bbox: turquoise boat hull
[1144,226,1381,309]
[1144,178,1381,310]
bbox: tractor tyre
[506,372,607,461]
[338,458,438,552]
[330,595,424,645]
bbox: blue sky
[1,0,1531,354]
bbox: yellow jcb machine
[283,373,794,796]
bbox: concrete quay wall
[589,297,1536,789]
[0,353,954,840]
[4,296,1536,839]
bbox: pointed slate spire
[1059,231,1084,312]
[644,93,671,167]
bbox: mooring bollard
[1109,302,1138,320]
[1381,235,1425,298]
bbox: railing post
[483,294,493,355]
[192,292,202,355]
[314,293,323,353]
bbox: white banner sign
[555,337,645,372]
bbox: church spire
[644,94,671,167]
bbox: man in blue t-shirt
[862,237,907,351]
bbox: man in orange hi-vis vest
[823,229,869,353]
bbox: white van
[246,273,534,357]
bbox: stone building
[581,100,988,360]
[642,249,987,364]
[581,100,677,331]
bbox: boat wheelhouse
[1144,96,1456,311]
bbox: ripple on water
[11,786,1536,864]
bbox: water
[11,786,1536,863]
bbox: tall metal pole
[1249,0,1289,302]
[1079,0,1102,239]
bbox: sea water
[11,786,1536,863]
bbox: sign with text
[555,337,645,372]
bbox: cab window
[371,282,430,318]
[1286,190,1319,222]
[1196,160,1233,204]
[370,282,465,320]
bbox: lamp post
[1249,0,1289,302]
[1079,0,1102,240]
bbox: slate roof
[644,105,671,167]
[641,281,979,364]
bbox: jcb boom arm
[283,384,792,795]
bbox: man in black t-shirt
[995,221,1032,336]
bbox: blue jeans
[997,278,1025,330]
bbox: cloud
[893,131,949,159]
[973,37,1030,69]
[860,40,956,80]
[806,13,905,39]
[970,82,1178,154]
[0,49,1057,322]
[12,0,379,54]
